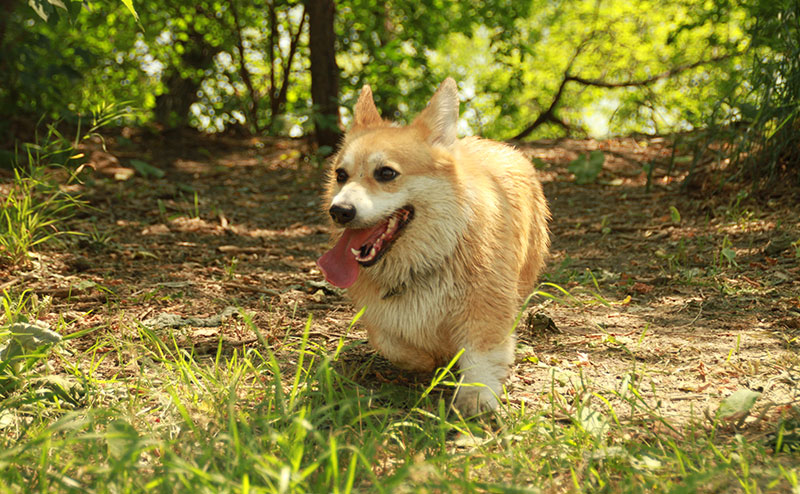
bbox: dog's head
[317,78,467,289]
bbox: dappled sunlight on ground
[4,129,799,435]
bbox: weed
[600,215,611,235]
[157,198,168,222]
[1,106,131,266]
[0,290,69,398]
[669,205,681,225]
[718,235,739,268]
[656,238,690,273]
[192,190,200,219]
[0,167,83,266]
[82,223,114,251]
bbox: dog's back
[455,136,550,300]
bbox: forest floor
[2,129,799,491]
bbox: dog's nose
[329,204,356,225]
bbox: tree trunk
[306,0,341,150]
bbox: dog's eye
[335,168,348,184]
[374,166,398,182]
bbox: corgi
[317,78,550,414]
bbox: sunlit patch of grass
[0,287,797,492]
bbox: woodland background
[0,0,798,183]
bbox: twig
[0,274,33,292]
[222,282,281,297]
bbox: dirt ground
[3,130,799,430]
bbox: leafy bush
[568,151,605,185]
[736,0,800,184]
[689,0,800,188]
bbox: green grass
[0,124,89,266]
[0,290,798,493]
[0,167,83,266]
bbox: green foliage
[669,206,681,224]
[25,0,137,22]
[0,291,65,396]
[336,0,530,122]
[3,0,745,140]
[0,169,75,265]
[129,159,165,179]
[431,0,746,139]
[718,389,761,421]
[733,0,800,182]
[0,122,87,265]
[3,0,800,190]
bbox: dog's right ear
[352,85,383,130]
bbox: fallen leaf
[718,389,761,421]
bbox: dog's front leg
[454,334,515,415]
[367,327,438,373]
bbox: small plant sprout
[225,256,240,280]
[600,215,611,235]
[669,205,681,224]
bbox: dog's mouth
[317,205,414,288]
[350,206,414,267]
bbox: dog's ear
[413,78,459,147]
[352,85,383,130]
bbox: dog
[317,78,550,414]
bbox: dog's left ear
[413,78,459,147]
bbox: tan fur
[322,78,550,414]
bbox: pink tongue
[317,227,379,288]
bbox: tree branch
[510,42,586,141]
[230,0,260,133]
[271,5,306,129]
[511,53,733,140]
[267,0,277,108]
[564,54,733,88]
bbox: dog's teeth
[351,248,360,257]
[369,247,377,259]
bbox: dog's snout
[329,204,356,225]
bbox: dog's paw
[454,385,500,416]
